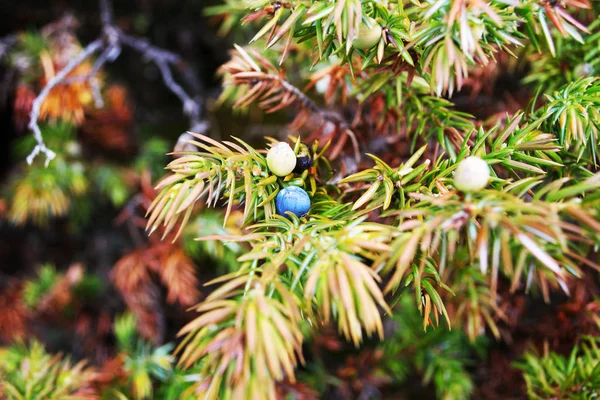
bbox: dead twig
[27,39,103,165]
[25,0,205,165]
[223,45,359,160]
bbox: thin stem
[63,44,117,84]
[121,38,201,127]
[99,0,114,27]
[27,39,103,165]
[252,72,358,158]
[25,0,206,165]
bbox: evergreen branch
[206,0,592,99]
[0,341,98,399]
[398,257,453,331]
[410,0,523,96]
[534,77,600,166]
[210,0,411,64]
[22,264,61,309]
[524,18,600,91]
[220,45,358,159]
[517,0,591,56]
[381,175,600,297]
[239,0,363,57]
[204,212,396,346]
[300,220,393,345]
[515,335,600,399]
[340,112,562,212]
[446,266,507,341]
[8,153,89,227]
[339,145,430,211]
[135,1,600,397]
[177,277,304,400]
[113,313,175,400]
[450,111,561,169]
[112,243,200,308]
[145,133,282,240]
[223,45,320,113]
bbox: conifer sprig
[196,212,397,345]
[516,336,600,399]
[382,175,600,297]
[340,112,563,212]
[355,74,475,145]
[177,278,304,400]
[219,45,359,159]
[411,0,523,95]
[145,133,281,239]
[0,341,98,400]
[381,296,483,399]
[518,0,591,56]
[112,313,175,400]
[207,0,592,102]
[524,19,600,91]
[446,267,507,341]
[134,0,600,397]
[534,77,600,166]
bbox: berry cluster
[266,141,313,217]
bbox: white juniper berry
[453,156,490,193]
[266,142,296,177]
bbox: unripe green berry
[266,142,297,177]
[453,156,490,192]
[352,18,382,50]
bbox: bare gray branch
[27,39,103,165]
[25,0,206,165]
